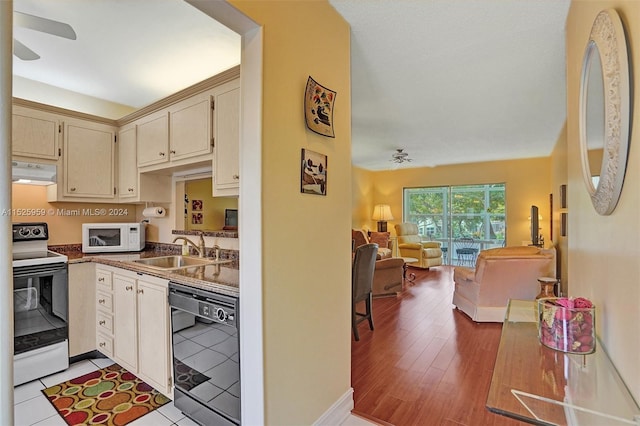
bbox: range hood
[12,161,57,185]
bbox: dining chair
[454,237,479,266]
[352,243,378,341]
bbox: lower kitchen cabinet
[96,265,172,396]
[68,262,96,357]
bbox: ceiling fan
[390,149,412,164]
[13,11,77,61]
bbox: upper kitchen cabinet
[135,91,213,172]
[12,105,60,161]
[168,91,213,162]
[64,120,116,198]
[212,79,240,197]
[136,110,169,168]
[118,123,172,203]
[118,124,138,199]
[48,118,116,201]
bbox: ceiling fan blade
[13,38,40,60]
[14,11,77,40]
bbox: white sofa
[452,246,556,322]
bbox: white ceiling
[12,0,241,114]
[12,0,571,171]
[330,0,571,170]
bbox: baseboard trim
[313,388,354,426]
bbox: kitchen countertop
[63,250,239,298]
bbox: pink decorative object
[538,297,596,354]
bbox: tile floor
[14,357,374,426]
[14,358,199,426]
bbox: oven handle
[13,263,68,278]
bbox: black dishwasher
[169,282,240,425]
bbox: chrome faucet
[212,244,221,261]
[172,234,206,258]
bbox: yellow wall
[228,1,352,424]
[184,178,237,231]
[353,157,552,248]
[11,184,136,245]
[567,0,640,401]
[351,166,375,230]
[550,124,569,294]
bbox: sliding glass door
[403,184,506,265]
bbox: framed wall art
[301,149,327,196]
[304,76,336,138]
[559,184,567,209]
[561,212,568,237]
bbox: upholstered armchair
[452,246,556,322]
[352,229,403,296]
[372,257,405,297]
[394,223,443,269]
[351,229,392,259]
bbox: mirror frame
[578,9,631,216]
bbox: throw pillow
[369,231,390,249]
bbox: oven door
[13,263,68,355]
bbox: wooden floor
[351,266,526,426]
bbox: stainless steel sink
[131,255,223,271]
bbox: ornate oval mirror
[578,9,631,215]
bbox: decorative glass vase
[538,297,596,354]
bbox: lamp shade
[372,204,394,221]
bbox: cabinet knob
[170,150,176,154]
[99,320,106,325]
[70,187,76,191]
[98,299,105,304]
[98,277,105,282]
[125,285,133,291]
[159,152,165,157]
[137,289,144,294]
[99,342,105,347]
[233,175,240,180]
[128,188,134,192]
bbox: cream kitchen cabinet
[212,79,240,197]
[136,110,169,167]
[12,106,60,161]
[117,124,172,203]
[48,119,116,201]
[168,90,213,162]
[100,266,172,396]
[136,90,213,171]
[117,125,138,199]
[95,266,114,358]
[69,262,96,357]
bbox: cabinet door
[213,82,240,196]
[64,121,115,198]
[169,93,212,161]
[68,263,96,357]
[137,278,170,393]
[137,111,169,167]
[118,125,138,199]
[12,107,59,160]
[113,274,138,373]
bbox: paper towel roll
[142,207,165,218]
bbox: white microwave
[82,222,145,253]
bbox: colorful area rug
[42,363,170,426]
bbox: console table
[486,299,640,425]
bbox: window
[403,184,506,264]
